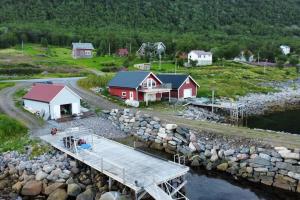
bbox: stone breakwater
[0,149,130,200]
[237,80,300,116]
[105,108,300,193]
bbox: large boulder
[217,163,228,171]
[100,191,121,200]
[36,171,48,181]
[68,183,81,196]
[165,124,177,130]
[76,188,95,200]
[12,181,23,193]
[47,188,68,200]
[21,180,42,196]
[44,183,66,195]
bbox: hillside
[0,0,300,58]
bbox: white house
[280,45,290,55]
[23,84,81,120]
[188,50,212,66]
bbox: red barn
[117,48,129,57]
[157,74,199,99]
[108,71,172,105]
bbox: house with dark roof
[108,71,172,105]
[157,74,199,99]
[72,42,94,59]
[23,84,81,120]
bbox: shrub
[78,74,114,89]
[101,66,120,72]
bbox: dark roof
[72,43,94,50]
[108,71,151,89]
[156,74,189,89]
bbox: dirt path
[0,83,42,130]
[67,81,122,111]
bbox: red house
[117,48,129,57]
[157,74,199,99]
[108,71,172,105]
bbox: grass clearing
[0,114,29,152]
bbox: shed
[23,84,81,120]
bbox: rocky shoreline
[105,108,300,193]
[179,79,300,123]
[0,148,130,200]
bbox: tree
[40,37,48,48]
[289,55,299,66]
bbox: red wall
[109,87,138,100]
[178,77,197,98]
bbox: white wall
[23,100,50,120]
[50,87,81,120]
[188,52,212,66]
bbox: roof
[23,84,65,103]
[157,74,199,89]
[72,43,94,50]
[189,50,212,56]
[108,71,152,89]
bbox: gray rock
[76,189,95,200]
[259,153,271,161]
[36,171,48,181]
[224,149,235,157]
[248,157,271,166]
[68,183,81,197]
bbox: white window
[122,92,126,96]
[85,50,91,56]
[186,78,190,84]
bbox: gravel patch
[34,116,126,139]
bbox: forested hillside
[0,0,300,60]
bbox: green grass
[0,82,14,90]
[1,44,299,99]
[150,61,298,98]
[0,114,29,152]
[78,74,114,89]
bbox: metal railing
[139,83,172,92]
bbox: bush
[101,66,120,72]
[78,74,114,89]
[100,62,116,67]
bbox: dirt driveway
[0,83,42,130]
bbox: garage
[23,83,82,120]
[183,88,193,98]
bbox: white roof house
[280,45,290,55]
[23,84,82,120]
[188,50,213,66]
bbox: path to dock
[40,128,189,200]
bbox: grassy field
[1,43,298,98]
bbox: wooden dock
[40,128,189,200]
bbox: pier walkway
[40,128,189,200]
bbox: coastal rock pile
[178,106,224,122]
[0,150,130,200]
[105,108,300,193]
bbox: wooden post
[169,91,171,102]
[108,177,112,191]
[211,90,215,114]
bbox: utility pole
[159,54,162,71]
[264,59,267,74]
[129,43,132,54]
[257,51,260,64]
[21,40,24,55]
[108,42,111,56]
[175,58,177,74]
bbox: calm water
[247,109,300,134]
[116,137,300,200]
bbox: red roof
[23,84,65,103]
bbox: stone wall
[105,108,300,193]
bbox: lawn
[150,61,298,98]
[1,44,298,98]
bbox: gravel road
[0,83,42,130]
